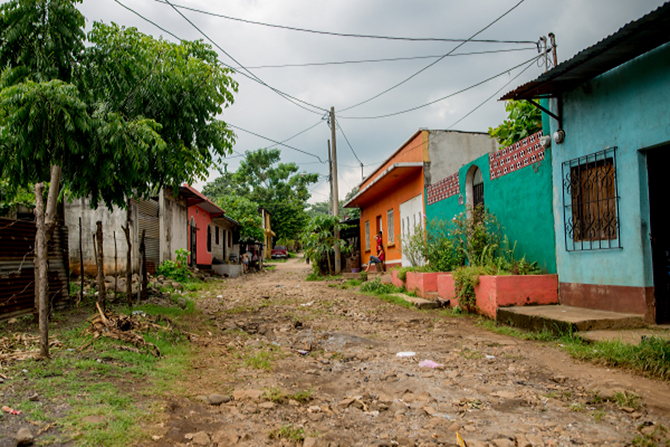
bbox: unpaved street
[146,258,670,447]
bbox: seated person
[365,233,385,272]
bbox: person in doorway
[366,231,385,272]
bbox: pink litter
[418,360,444,369]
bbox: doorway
[647,147,670,323]
[190,219,197,266]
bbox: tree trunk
[113,231,118,298]
[78,216,84,305]
[34,183,49,358]
[33,165,62,359]
[95,221,106,310]
[123,203,132,304]
[140,229,147,301]
[326,250,333,275]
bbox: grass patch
[243,345,282,370]
[559,335,670,381]
[262,387,313,404]
[476,319,555,341]
[3,293,196,446]
[306,272,343,281]
[269,425,305,442]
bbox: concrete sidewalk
[497,304,648,334]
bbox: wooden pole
[95,221,106,310]
[113,230,118,298]
[78,216,84,305]
[329,106,341,274]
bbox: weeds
[269,425,305,442]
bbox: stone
[232,389,263,401]
[303,437,319,447]
[15,428,33,446]
[492,438,515,447]
[259,401,276,409]
[212,430,240,445]
[207,394,230,405]
[190,431,210,446]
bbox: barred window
[387,209,395,244]
[364,221,371,251]
[562,147,621,251]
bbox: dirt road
[147,258,670,446]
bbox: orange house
[345,131,428,268]
[344,129,496,269]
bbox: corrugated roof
[501,2,670,100]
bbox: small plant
[612,391,642,411]
[360,279,400,295]
[269,425,305,442]
[156,249,191,282]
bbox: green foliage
[269,425,305,442]
[156,249,191,282]
[488,100,542,148]
[452,265,491,311]
[216,195,264,241]
[0,178,33,215]
[424,219,465,271]
[301,214,350,275]
[359,279,402,295]
[401,225,426,267]
[561,335,670,381]
[307,187,361,220]
[204,148,318,240]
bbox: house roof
[180,185,225,217]
[344,162,423,208]
[501,2,670,100]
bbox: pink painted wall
[437,273,456,304]
[188,205,213,266]
[406,272,439,297]
[390,269,405,288]
[475,274,559,319]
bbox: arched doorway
[465,165,484,209]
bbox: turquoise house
[425,132,556,274]
[502,4,670,322]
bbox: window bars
[562,147,621,251]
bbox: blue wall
[426,148,556,273]
[549,43,670,288]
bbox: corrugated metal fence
[0,218,70,320]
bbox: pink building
[182,185,239,269]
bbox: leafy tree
[0,1,237,357]
[0,178,34,216]
[301,214,349,275]
[204,148,318,240]
[306,187,360,219]
[216,195,264,242]
[488,100,541,148]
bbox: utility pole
[327,139,333,212]
[360,163,364,182]
[329,106,341,274]
[548,32,558,67]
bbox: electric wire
[339,53,544,120]
[335,122,363,165]
[227,123,326,163]
[447,56,538,129]
[152,0,537,44]
[239,47,536,69]
[161,0,328,115]
[339,0,528,113]
[114,0,328,116]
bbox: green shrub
[360,279,401,295]
[156,249,191,282]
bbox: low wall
[406,272,439,298]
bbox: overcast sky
[45,1,670,202]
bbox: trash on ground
[485,354,496,359]
[456,432,468,447]
[300,301,314,307]
[395,351,416,358]
[296,349,310,355]
[418,359,444,369]
[2,405,22,415]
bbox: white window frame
[364,220,371,251]
[387,209,394,244]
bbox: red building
[182,185,239,269]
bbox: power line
[153,0,537,44]
[238,47,536,69]
[447,57,538,129]
[339,53,543,120]
[114,0,328,116]
[335,122,362,165]
[161,0,328,115]
[227,123,326,163]
[340,0,528,113]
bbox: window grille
[387,209,395,244]
[562,147,621,251]
[215,226,219,245]
[364,221,370,251]
[207,225,212,252]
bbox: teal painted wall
[549,42,670,288]
[426,148,556,273]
